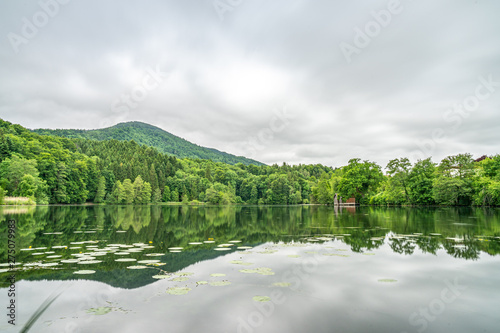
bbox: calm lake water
[1,205,499,333]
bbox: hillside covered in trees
[1,118,500,206]
[33,121,263,166]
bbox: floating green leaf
[253,296,271,302]
[74,270,96,275]
[171,277,189,282]
[229,260,253,266]
[87,307,112,315]
[239,267,274,275]
[272,282,291,287]
[166,287,191,295]
[210,273,226,277]
[378,279,397,283]
[209,280,231,286]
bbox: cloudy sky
[1,0,499,167]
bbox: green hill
[33,121,263,166]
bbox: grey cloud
[1,0,499,167]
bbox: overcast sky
[1,0,499,167]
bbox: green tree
[407,158,436,204]
[250,185,258,204]
[338,159,383,203]
[152,187,162,203]
[95,176,106,203]
[386,157,411,203]
[163,185,171,202]
[123,179,134,204]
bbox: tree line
[1,118,499,206]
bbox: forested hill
[33,121,263,166]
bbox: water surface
[1,205,499,332]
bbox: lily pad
[229,260,253,266]
[378,279,398,283]
[145,253,164,257]
[78,260,102,264]
[74,270,96,275]
[152,274,170,279]
[272,282,291,288]
[189,242,203,245]
[137,260,160,264]
[210,273,226,277]
[171,277,189,282]
[61,259,79,263]
[253,296,271,302]
[214,248,231,251]
[168,247,183,250]
[258,250,278,254]
[126,265,148,269]
[196,281,208,285]
[87,306,112,315]
[115,258,137,262]
[237,246,253,250]
[239,267,274,275]
[209,280,231,287]
[166,287,191,295]
[323,253,349,257]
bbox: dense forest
[1,118,500,206]
[33,121,263,166]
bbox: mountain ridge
[33,121,264,166]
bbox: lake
[1,205,499,333]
